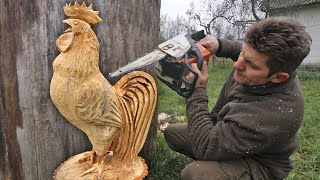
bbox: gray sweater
[186,39,304,179]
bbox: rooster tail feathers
[111,71,157,163]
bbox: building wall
[270,5,320,65]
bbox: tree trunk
[0,0,160,179]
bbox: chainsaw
[109,30,210,97]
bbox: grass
[287,71,320,180]
[148,134,192,180]
[148,59,320,179]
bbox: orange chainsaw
[109,30,210,97]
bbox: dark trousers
[163,123,274,180]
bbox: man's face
[233,43,273,86]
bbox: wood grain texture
[0,0,160,179]
[0,1,24,178]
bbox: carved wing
[110,71,157,163]
[76,83,122,128]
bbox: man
[164,17,312,179]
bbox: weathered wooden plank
[12,0,92,179]
[0,1,25,179]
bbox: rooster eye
[73,21,79,25]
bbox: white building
[267,0,320,65]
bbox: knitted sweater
[186,39,304,179]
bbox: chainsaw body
[155,41,210,97]
[109,30,211,97]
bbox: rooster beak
[63,19,73,27]
[62,19,74,33]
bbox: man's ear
[270,72,289,83]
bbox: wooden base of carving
[53,151,148,180]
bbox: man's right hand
[198,35,219,55]
[186,61,209,88]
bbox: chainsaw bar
[109,32,205,78]
[109,49,167,78]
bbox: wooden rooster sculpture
[50,2,157,180]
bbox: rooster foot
[80,165,98,177]
[79,151,114,177]
[78,150,96,164]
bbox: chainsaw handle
[175,54,199,97]
[176,42,204,97]
[174,38,209,97]
[188,30,209,70]
[191,43,205,70]
[179,44,210,69]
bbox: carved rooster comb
[64,1,102,25]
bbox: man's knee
[163,123,185,151]
[181,161,227,180]
[163,124,174,141]
[163,124,175,148]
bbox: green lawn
[148,60,320,179]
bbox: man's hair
[245,17,312,76]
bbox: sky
[160,0,192,18]
[160,0,204,31]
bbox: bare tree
[186,1,233,36]
[160,14,196,41]
[187,0,270,39]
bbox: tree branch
[250,0,260,21]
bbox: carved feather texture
[111,72,157,163]
[75,83,122,128]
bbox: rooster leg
[97,164,104,179]
[80,150,106,177]
[97,151,113,177]
[89,149,96,164]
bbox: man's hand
[199,35,219,55]
[186,61,209,88]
